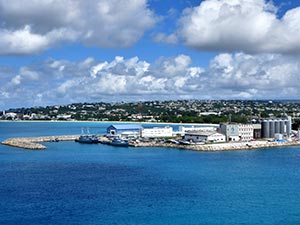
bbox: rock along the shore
[1,135,79,150]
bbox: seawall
[134,140,300,151]
[2,135,300,151]
[1,135,79,150]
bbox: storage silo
[280,120,285,134]
[284,120,288,134]
[287,116,292,137]
[269,120,275,138]
[275,119,280,133]
[262,120,270,138]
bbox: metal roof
[185,131,224,136]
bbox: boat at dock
[99,139,111,145]
[109,138,129,147]
[178,140,194,145]
[75,134,99,144]
[75,128,99,144]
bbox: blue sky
[1,0,300,110]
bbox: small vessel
[178,140,194,145]
[75,128,99,144]
[128,139,139,147]
[90,135,99,143]
[75,134,99,144]
[109,138,129,147]
[99,140,111,145]
[166,139,179,144]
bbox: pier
[1,135,80,150]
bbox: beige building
[220,123,254,142]
[238,124,254,141]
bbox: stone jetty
[1,135,79,150]
[133,140,300,151]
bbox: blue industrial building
[107,124,142,137]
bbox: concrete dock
[132,140,300,151]
[1,135,80,150]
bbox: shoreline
[2,135,300,151]
[134,140,300,151]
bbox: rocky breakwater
[133,141,179,148]
[1,135,80,150]
[133,140,300,151]
[179,140,300,151]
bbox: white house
[141,126,173,138]
[184,131,225,143]
[4,112,18,120]
[56,114,72,120]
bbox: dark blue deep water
[1,122,300,225]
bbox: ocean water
[1,122,300,225]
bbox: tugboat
[75,128,99,144]
[75,134,99,144]
[109,138,129,147]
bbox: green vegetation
[2,100,300,129]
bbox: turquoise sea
[1,122,300,225]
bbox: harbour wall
[1,135,79,150]
[2,135,300,151]
[133,140,300,151]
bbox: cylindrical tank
[275,120,280,133]
[262,120,270,138]
[284,120,288,133]
[280,120,285,134]
[269,120,275,138]
[287,116,292,137]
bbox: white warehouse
[184,131,226,143]
[141,126,173,138]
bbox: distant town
[2,100,300,128]
[2,100,300,150]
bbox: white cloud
[0,26,50,55]
[0,55,203,108]
[178,0,300,54]
[19,67,40,80]
[0,0,157,55]
[10,75,22,86]
[1,53,300,109]
[152,54,193,78]
[204,53,300,99]
[153,33,178,44]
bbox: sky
[1,0,300,110]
